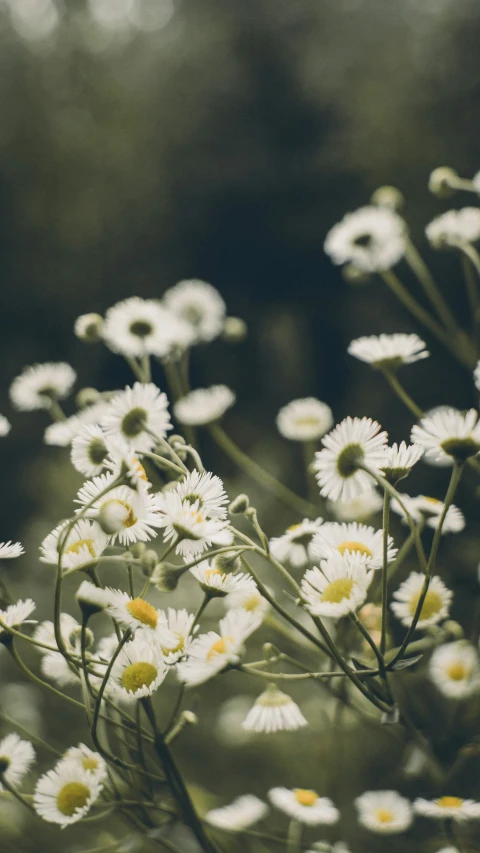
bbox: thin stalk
[380,369,424,419]
[8,640,85,710]
[381,491,391,656]
[287,819,302,853]
[405,240,460,333]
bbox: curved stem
[380,369,424,420]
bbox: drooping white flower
[426,208,480,248]
[380,442,424,482]
[310,521,396,570]
[300,552,373,619]
[163,279,226,343]
[413,796,480,821]
[243,684,308,733]
[329,489,383,522]
[268,787,340,826]
[205,795,269,832]
[110,635,168,701]
[391,572,452,630]
[34,760,103,826]
[75,474,162,545]
[59,744,107,784]
[102,296,193,358]
[190,561,256,598]
[73,313,103,343]
[0,415,11,437]
[103,589,175,645]
[429,641,480,699]
[44,400,111,448]
[40,519,109,572]
[0,599,36,637]
[155,491,233,558]
[355,790,413,834]
[348,334,429,370]
[157,608,197,664]
[10,362,76,411]
[411,408,480,464]
[175,469,229,519]
[269,518,323,569]
[324,206,407,272]
[102,383,171,452]
[71,424,110,478]
[75,581,109,614]
[173,385,236,426]
[276,399,334,442]
[0,541,24,560]
[176,609,259,686]
[391,493,465,534]
[314,417,388,502]
[0,734,35,791]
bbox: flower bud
[129,542,146,559]
[76,387,101,409]
[371,185,404,212]
[76,581,108,618]
[443,620,464,641]
[68,625,94,650]
[151,563,180,592]
[229,494,250,515]
[182,710,198,725]
[222,316,248,343]
[74,313,104,343]
[98,500,131,535]
[428,167,458,198]
[168,434,187,448]
[213,551,242,574]
[141,549,159,575]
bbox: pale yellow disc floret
[121,661,158,693]
[57,782,90,817]
[126,598,158,629]
[294,789,318,807]
[321,578,354,604]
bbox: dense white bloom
[0,541,24,560]
[34,760,103,826]
[110,635,168,701]
[269,518,323,569]
[268,787,340,825]
[429,641,480,699]
[40,519,109,572]
[314,417,388,502]
[102,296,193,357]
[205,795,268,831]
[329,489,383,522]
[243,684,307,733]
[391,493,465,534]
[411,408,480,464]
[177,609,259,686]
[155,491,233,558]
[103,589,174,646]
[224,586,270,621]
[348,334,429,369]
[71,424,109,477]
[381,442,424,481]
[0,734,35,791]
[174,385,235,426]
[103,440,151,489]
[191,561,256,597]
[276,398,333,442]
[391,572,453,629]
[175,469,228,519]
[157,608,197,664]
[0,599,36,637]
[10,362,76,411]
[324,206,406,272]
[44,400,111,448]
[76,580,109,613]
[59,744,107,784]
[75,474,162,544]
[301,552,373,619]
[34,614,89,687]
[355,790,413,834]
[0,415,11,436]
[310,521,396,570]
[163,279,226,343]
[413,796,480,821]
[102,383,171,452]
[426,208,480,248]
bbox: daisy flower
[10,362,76,411]
[71,425,110,478]
[110,635,168,701]
[242,684,307,733]
[324,206,407,272]
[348,333,429,370]
[59,744,107,784]
[157,608,197,664]
[300,552,373,619]
[0,734,35,791]
[391,494,465,534]
[74,312,103,343]
[76,581,109,615]
[276,399,334,442]
[103,589,174,646]
[426,208,480,248]
[34,760,103,826]
[205,795,269,832]
[310,521,396,570]
[44,400,111,448]
[381,442,424,482]
[355,790,412,834]
[75,474,162,545]
[411,407,480,464]
[175,469,229,519]
[268,787,340,826]
[429,641,480,699]
[40,519,109,572]
[177,609,259,686]
[173,385,236,426]
[269,518,323,569]
[313,417,388,502]
[34,613,88,687]
[391,572,452,629]
[103,440,150,490]
[190,561,257,598]
[0,541,24,560]
[413,796,480,821]
[155,491,233,558]
[0,415,11,436]
[224,586,270,621]
[329,489,383,522]
[102,383,171,452]
[0,599,36,638]
[163,279,226,343]
[102,296,193,358]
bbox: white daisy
[103,589,174,646]
[205,795,268,832]
[75,580,109,614]
[155,491,233,558]
[411,408,480,464]
[0,734,35,791]
[413,796,480,821]
[34,760,103,826]
[0,599,36,637]
[0,415,11,437]
[429,641,480,699]
[300,552,373,619]
[268,787,340,826]
[163,279,226,343]
[391,493,465,534]
[176,609,259,686]
[110,635,168,701]
[102,296,193,358]
[269,519,324,569]
[391,572,452,629]
[0,541,24,560]
[324,206,407,272]
[355,790,413,834]
[242,684,307,733]
[44,401,111,448]
[75,474,162,544]
[103,440,151,490]
[190,562,257,598]
[310,521,396,570]
[224,586,270,621]
[380,442,424,482]
[329,489,383,522]
[73,312,104,343]
[101,383,172,452]
[173,385,236,426]
[276,399,334,442]
[175,469,229,519]
[313,417,388,502]
[10,362,76,412]
[348,333,429,370]
[59,744,107,784]
[426,208,480,248]
[34,614,88,687]
[71,424,110,478]
[157,608,197,664]
[40,519,109,572]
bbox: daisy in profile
[157,608,197,664]
[40,519,109,572]
[329,488,383,522]
[268,787,340,825]
[426,208,480,248]
[391,493,465,534]
[205,795,269,832]
[348,334,429,370]
[355,790,413,834]
[300,552,373,619]
[429,641,480,699]
[0,415,11,437]
[175,469,229,518]
[44,400,111,448]
[155,491,233,558]
[0,599,36,638]
[191,561,256,598]
[381,442,424,483]
[75,474,162,544]
[102,296,193,358]
[314,417,388,502]
[10,362,76,411]
[276,399,334,442]
[34,760,104,826]
[224,586,270,622]
[413,796,480,821]
[0,541,24,560]
[59,744,107,784]
[324,206,407,272]
[0,734,35,791]
[173,385,236,426]
[110,635,168,701]
[310,521,396,570]
[177,609,259,686]
[411,408,480,464]
[163,279,226,343]
[390,572,452,629]
[71,425,109,478]
[269,518,323,569]
[73,312,103,343]
[242,684,307,733]
[102,383,171,452]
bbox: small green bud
[428,167,458,198]
[76,387,101,409]
[168,434,187,448]
[214,551,242,574]
[151,563,180,592]
[222,316,248,343]
[182,710,198,725]
[141,550,159,575]
[443,620,464,641]
[371,185,404,211]
[129,542,146,559]
[229,494,250,515]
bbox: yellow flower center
[243,595,261,612]
[375,808,394,823]
[408,590,443,620]
[205,568,223,582]
[207,636,233,660]
[321,578,354,604]
[446,662,470,681]
[103,499,137,528]
[288,523,302,532]
[436,796,464,809]
[294,789,318,807]
[57,782,90,817]
[126,598,158,629]
[295,416,320,427]
[121,661,158,693]
[66,538,96,558]
[337,541,372,558]
[424,497,442,506]
[133,458,148,482]
[82,757,99,772]
[162,633,184,655]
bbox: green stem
[8,640,85,710]
[381,491,391,656]
[287,819,302,853]
[380,369,424,419]
[405,240,460,333]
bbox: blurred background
[2,0,480,850]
